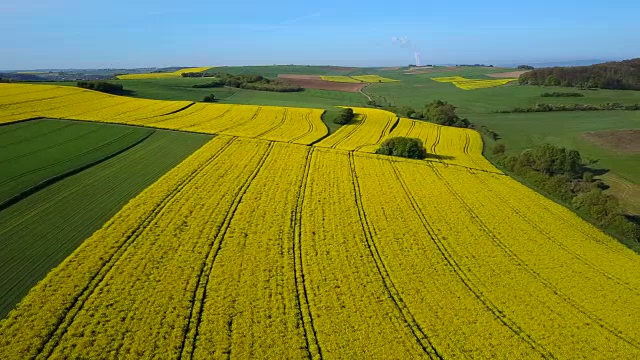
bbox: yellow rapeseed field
[432,76,518,90]
[0,83,328,145]
[320,75,363,83]
[350,75,399,83]
[1,86,640,358]
[116,66,213,80]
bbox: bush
[192,80,225,88]
[492,143,506,155]
[333,108,354,125]
[202,94,216,102]
[375,137,427,159]
[77,81,124,95]
[423,100,470,128]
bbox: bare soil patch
[487,70,529,78]
[278,74,366,92]
[582,129,640,154]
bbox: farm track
[291,148,322,359]
[182,142,275,359]
[349,153,442,359]
[429,163,640,351]
[390,162,554,358]
[33,136,237,359]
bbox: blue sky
[1,0,639,69]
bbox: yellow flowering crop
[116,66,213,80]
[1,83,640,359]
[320,75,363,83]
[0,83,328,144]
[432,76,518,90]
[350,75,399,83]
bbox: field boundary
[0,131,154,213]
[33,136,237,358]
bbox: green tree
[375,137,427,159]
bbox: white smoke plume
[392,36,421,66]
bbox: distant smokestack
[414,52,420,67]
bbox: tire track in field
[469,168,640,296]
[328,114,367,150]
[349,153,442,359]
[429,164,640,351]
[390,162,554,359]
[180,105,237,130]
[353,114,397,152]
[254,108,288,139]
[0,129,147,187]
[33,137,237,360]
[216,106,263,134]
[288,110,315,144]
[182,142,274,360]
[0,125,124,169]
[0,122,75,149]
[291,148,323,360]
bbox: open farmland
[116,67,212,80]
[0,121,212,318]
[1,93,639,358]
[278,74,367,92]
[0,120,152,206]
[0,84,328,145]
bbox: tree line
[518,58,640,90]
[77,81,125,95]
[191,73,302,92]
[493,143,639,243]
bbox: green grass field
[0,120,153,206]
[0,121,212,318]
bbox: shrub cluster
[375,137,427,159]
[422,100,471,128]
[496,143,638,242]
[332,108,354,125]
[192,73,302,92]
[517,65,535,70]
[77,81,124,95]
[496,103,640,113]
[202,94,216,102]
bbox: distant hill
[518,58,640,90]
